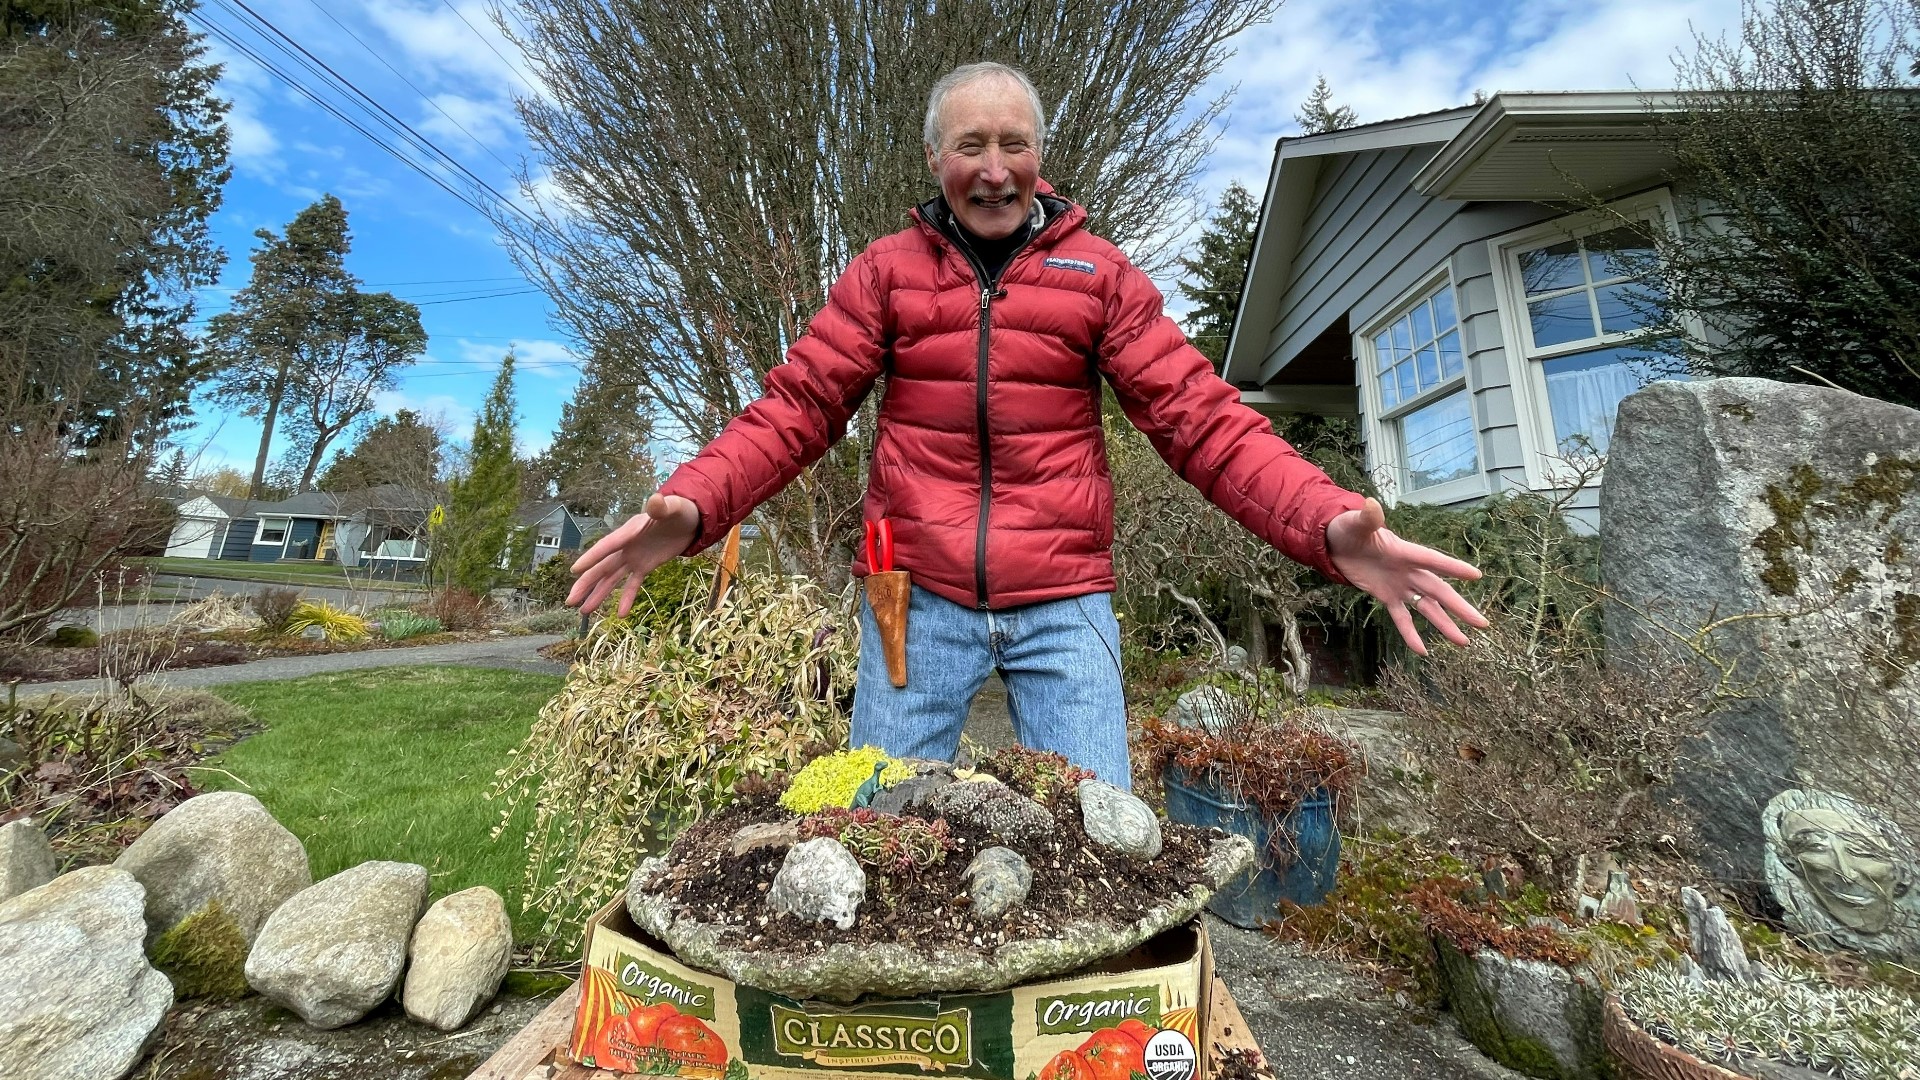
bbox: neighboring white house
[164,494,256,559]
[1223,91,1698,530]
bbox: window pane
[1595,280,1663,336]
[1399,390,1479,490]
[1518,240,1583,295]
[1396,362,1417,402]
[1541,346,1686,455]
[1431,285,1458,332]
[1413,302,1437,348]
[1438,330,1464,379]
[1380,370,1399,409]
[1416,345,1441,391]
[1374,332,1394,372]
[1585,227,1656,282]
[1391,316,1412,354]
[1529,292,1594,348]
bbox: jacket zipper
[936,210,1047,610]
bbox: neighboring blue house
[1223,91,1695,530]
[511,501,604,572]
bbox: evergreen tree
[319,409,444,493]
[439,354,524,593]
[1294,74,1358,135]
[1174,182,1260,366]
[537,366,658,516]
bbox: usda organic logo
[1142,1029,1196,1080]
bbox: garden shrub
[491,567,858,956]
[378,610,443,641]
[588,554,708,637]
[285,600,370,642]
[417,587,493,631]
[250,588,301,635]
[47,625,97,648]
[514,607,581,634]
[166,593,259,632]
[523,550,578,607]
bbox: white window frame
[254,516,290,546]
[537,533,561,548]
[1355,270,1489,506]
[1488,188,1685,490]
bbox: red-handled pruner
[864,519,895,572]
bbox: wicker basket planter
[1601,995,1757,1080]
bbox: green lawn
[204,666,562,941]
[137,557,429,591]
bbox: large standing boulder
[0,818,57,903]
[0,867,173,1080]
[245,861,429,1029]
[1601,378,1920,903]
[402,886,514,1031]
[114,790,310,945]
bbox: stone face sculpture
[1763,789,1920,961]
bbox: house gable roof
[1222,90,1690,389]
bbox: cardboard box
[568,894,1214,1080]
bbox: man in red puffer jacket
[570,62,1488,786]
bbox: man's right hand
[565,491,702,617]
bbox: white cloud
[373,388,476,434]
[359,0,541,94]
[456,337,580,379]
[418,92,519,152]
[226,106,282,169]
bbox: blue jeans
[851,584,1131,789]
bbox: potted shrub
[1138,700,1360,927]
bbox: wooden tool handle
[864,570,911,688]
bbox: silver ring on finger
[1407,593,1424,607]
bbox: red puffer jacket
[659,189,1365,610]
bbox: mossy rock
[1434,935,1614,1080]
[150,900,251,1001]
[47,624,98,648]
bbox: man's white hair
[923,62,1046,154]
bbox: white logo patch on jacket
[1043,256,1097,275]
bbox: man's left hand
[1326,497,1490,655]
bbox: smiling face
[1783,807,1908,933]
[924,75,1042,241]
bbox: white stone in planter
[403,886,512,1031]
[0,818,57,903]
[0,867,173,1080]
[246,860,429,1029]
[1078,781,1162,860]
[768,838,865,930]
[114,790,310,945]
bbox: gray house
[1224,91,1693,529]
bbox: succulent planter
[1160,766,1339,928]
[1600,995,1760,1080]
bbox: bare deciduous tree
[491,0,1278,583]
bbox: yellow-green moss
[1751,456,1920,597]
[150,900,251,1000]
[779,746,910,814]
[501,970,574,997]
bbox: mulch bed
[643,781,1225,957]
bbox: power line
[436,0,542,96]
[301,0,519,175]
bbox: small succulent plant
[1620,964,1920,1080]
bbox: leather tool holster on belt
[863,571,911,687]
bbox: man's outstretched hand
[565,492,702,617]
[1326,497,1490,655]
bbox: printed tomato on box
[570,962,739,1077]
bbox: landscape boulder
[245,860,429,1029]
[0,818,57,903]
[114,790,311,945]
[0,867,173,1080]
[1601,378,1920,901]
[1434,937,1609,1080]
[403,886,513,1031]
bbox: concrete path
[14,634,568,698]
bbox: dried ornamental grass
[165,593,260,632]
[489,569,858,954]
[1620,965,1920,1080]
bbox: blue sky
[176,0,1743,479]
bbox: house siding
[1253,143,1571,510]
[220,520,258,561]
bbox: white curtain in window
[1542,348,1669,455]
